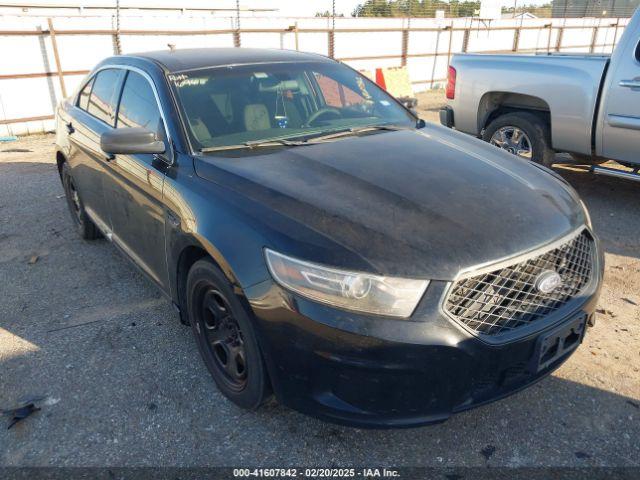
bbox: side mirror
[100,127,165,155]
[416,118,426,129]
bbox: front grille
[444,230,595,337]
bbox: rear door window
[87,69,125,126]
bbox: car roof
[127,48,334,73]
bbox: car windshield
[168,61,415,152]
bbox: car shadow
[553,163,640,261]
[0,157,638,466]
[0,327,638,466]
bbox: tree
[351,0,481,18]
[316,10,345,17]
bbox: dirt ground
[0,91,638,468]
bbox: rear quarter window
[77,77,94,111]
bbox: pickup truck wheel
[61,162,100,240]
[483,112,555,167]
[187,259,271,409]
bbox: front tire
[61,162,100,240]
[187,259,270,409]
[483,112,555,167]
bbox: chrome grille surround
[443,230,595,338]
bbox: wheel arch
[478,92,551,136]
[172,235,251,325]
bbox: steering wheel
[306,107,342,126]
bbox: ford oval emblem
[535,270,563,294]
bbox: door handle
[65,122,75,134]
[619,79,640,89]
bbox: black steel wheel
[187,258,270,409]
[198,287,248,391]
[61,162,100,240]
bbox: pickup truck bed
[440,7,640,171]
[448,53,609,156]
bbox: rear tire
[61,162,100,240]
[483,112,555,167]
[187,258,271,409]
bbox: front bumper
[246,273,601,428]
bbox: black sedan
[55,48,603,427]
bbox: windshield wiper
[301,124,412,143]
[200,138,305,153]
[199,125,412,153]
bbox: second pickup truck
[441,7,640,178]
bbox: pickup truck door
[101,68,170,291]
[599,35,640,163]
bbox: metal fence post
[234,0,241,47]
[328,31,335,58]
[47,18,67,99]
[462,28,470,52]
[401,27,409,66]
[555,26,564,52]
[329,0,336,59]
[611,18,621,53]
[590,24,599,53]
[446,24,453,67]
[512,27,521,52]
[114,0,121,54]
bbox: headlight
[265,249,429,318]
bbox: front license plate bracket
[530,314,586,373]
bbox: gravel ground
[0,91,639,468]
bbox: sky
[270,0,365,17]
[1,0,364,16]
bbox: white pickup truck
[440,8,640,181]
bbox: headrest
[244,104,271,131]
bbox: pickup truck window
[77,77,94,111]
[87,68,125,126]
[116,70,162,137]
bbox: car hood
[194,125,586,280]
